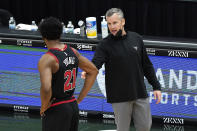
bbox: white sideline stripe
[143,40,197,46]
[99,130,116,131]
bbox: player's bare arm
[73,49,98,103]
[38,53,58,116]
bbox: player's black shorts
[42,100,79,131]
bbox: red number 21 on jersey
[64,68,76,92]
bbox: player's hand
[153,90,161,104]
[81,71,86,79]
[40,98,56,116]
[40,107,46,117]
[76,98,81,104]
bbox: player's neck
[46,40,64,49]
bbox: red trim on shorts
[50,97,76,107]
[46,52,59,64]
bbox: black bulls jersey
[47,44,79,101]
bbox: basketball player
[38,17,98,131]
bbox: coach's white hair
[105,8,124,19]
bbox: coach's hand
[154,90,161,104]
[81,71,86,79]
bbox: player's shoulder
[40,52,57,64]
[70,47,80,58]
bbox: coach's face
[106,13,125,36]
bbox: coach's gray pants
[112,98,152,131]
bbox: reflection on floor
[0,111,196,131]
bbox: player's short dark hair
[38,17,62,40]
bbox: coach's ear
[121,18,125,27]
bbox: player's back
[47,44,79,102]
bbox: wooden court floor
[0,111,196,131]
